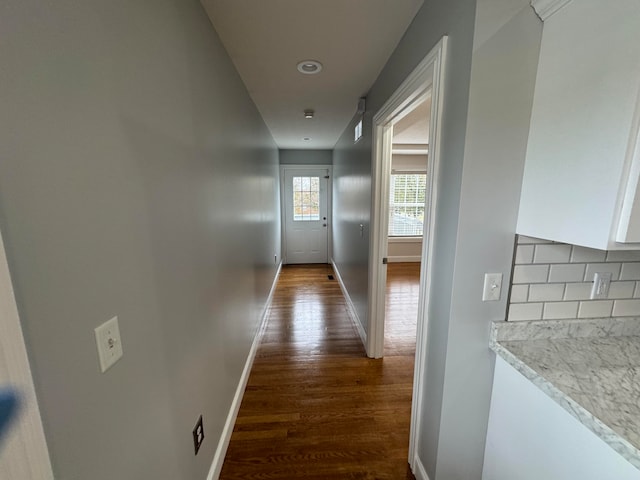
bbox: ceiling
[392,97,430,149]
[202,0,424,149]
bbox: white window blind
[388,173,426,236]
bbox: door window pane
[293,176,320,221]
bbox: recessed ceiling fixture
[303,137,311,141]
[297,60,323,75]
[304,109,314,119]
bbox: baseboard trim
[206,261,282,480]
[413,455,430,480]
[330,259,367,349]
[388,255,421,263]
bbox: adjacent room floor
[220,263,420,479]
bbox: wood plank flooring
[384,263,420,357]
[220,263,420,479]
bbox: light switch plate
[94,316,123,373]
[482,273,503,301]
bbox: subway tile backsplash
[507,235,640,321]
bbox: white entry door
[283,168,329,264]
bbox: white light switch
[482,273,503,301]
[94,316,123,373]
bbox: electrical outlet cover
[94,316,123,373]
[193,415,204,455]
[590,272,612,299]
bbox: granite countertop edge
[490,337,640,470]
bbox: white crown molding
[530,0,573,21]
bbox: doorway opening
[384,99,430,357]
[367,37,448,474]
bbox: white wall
[0,0,280,478]
[483,357,640,480]
[279,149,333,165]
[392,154,428,172]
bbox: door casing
[368,37,448,471]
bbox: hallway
[220,264,420,479]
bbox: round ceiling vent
[297,60,323,75]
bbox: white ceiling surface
[392,97,430,146]
[202,0,424,149]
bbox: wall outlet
[94,316,123,373]
[590,272,612,299]
[192,415,204,455]
[482,273,503,301]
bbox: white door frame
[279,165,333,264]
[0,227,54,479]
[367,37,448,470]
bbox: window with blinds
[388,173,427,236]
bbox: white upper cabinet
[517,0,640,250]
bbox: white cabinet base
[483,357,640,480]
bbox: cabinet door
[517,0,640,250]
[616,117,640,242]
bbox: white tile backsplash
[606,250,640,262]
[513,265,549,284]
[508,303,543,321]
[609,281,636,299]
[528,283,565,302]
[515,245,534,264]
[543,302,579,320]
[613,299,640,317]
[578,300,614,318]
[584,263,621,281]
[620,263,640,281]
[510,284,529,303]
[571,246,607,263]
[533,244,571,264]
[548,264,585,283]
[563,282,592,301]
[508,235,640,321]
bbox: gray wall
[332,0,543,478]
[332,122,373,330]
[0,0,280,479]
[279,149,333,165]
[332,0,477,465]
[434,4,542,479]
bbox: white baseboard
[330,259,367,349]
[206,261,282,480]
[413,455,430,480]
[388,255,421,263]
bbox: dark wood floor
[220,263,421,479]
[385,262,420,357]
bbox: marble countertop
[490,318,640,469]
